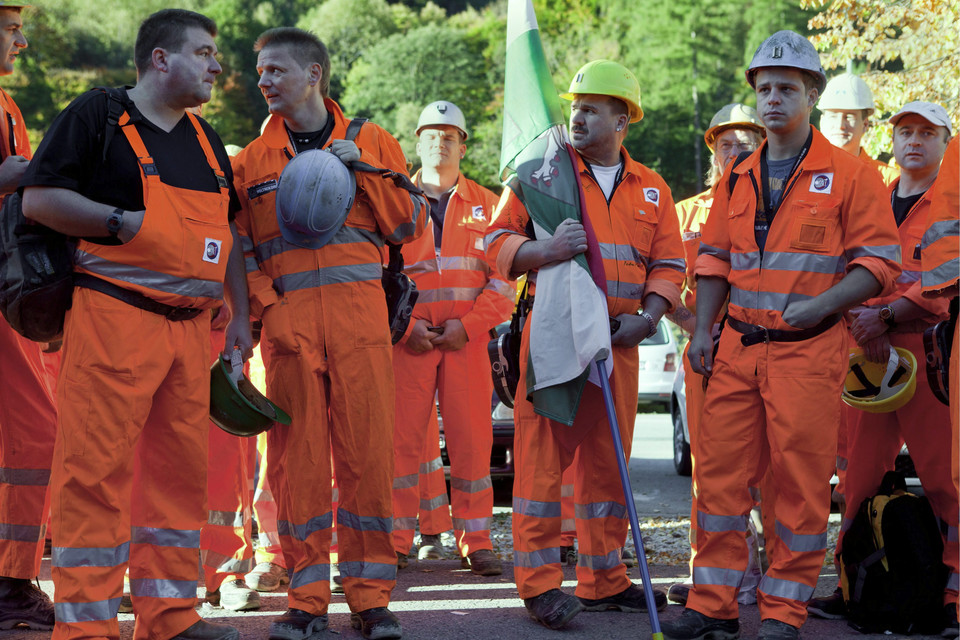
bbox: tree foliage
[800,0,960,159]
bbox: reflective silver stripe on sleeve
[763,251,845,274]
[758,575,815,602]
[75,252,223,301]
[415,286,485,304]
[420,457,443,474]
[277,513,333,541]
[0,467,50,486]
[289,563,331,588]
[648,258,686,273]
[393,473,419,490]
[923,259,960,290]
[439,256,487,271]
[699,242,731,262]
[244,256,259,273]
[337,508,392,533]
[513,497,561,518]
[52,543,130,568]
[452,517,492,533]
[514,547,560,568]
[129,578,197,599]
[450,476,492,494]
[339,560,396,581]
[728,287,812,312]
[393,517,418,531]
[697,511,748,533]
[55,598,122,624]
[273,263,383,294]
[574,501,627,520]
[693,565,744,587]
[130,526,200,549]
[207,510,244,527]
[0,523,41,543]
[845,244,901,262]
[774,521,827,553]
[420,495,448,512]
[896,269,920,284]
[240,235,255,252]
[922,219,960,249]
[577,548,622,570]
[484,228,513,250]
[385,194,426,244]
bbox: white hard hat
[416,101,468,140]
[276,150,356,250]
[746,30,826,94]
[818,73,875,114]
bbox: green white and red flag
[501,0,611,426]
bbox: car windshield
[640,320,669,346]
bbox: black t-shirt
[20,87,240,221]
[892,190,923,228]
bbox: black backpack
[0,87,126,342]
[840,470,948,635]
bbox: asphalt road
[3,412,947,639]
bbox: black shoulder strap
[345,117,367,143]
[727,150,752,196]
[97,87,127,163]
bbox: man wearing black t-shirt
[20,9,251,640]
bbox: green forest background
[7,0,958,202]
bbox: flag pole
[595,358,664,640]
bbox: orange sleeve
[642,182,684,313]
[231,153,279,318]
[485,185,532,281]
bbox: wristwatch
[638,310,656,336]
[106,208,124,238]
[878,304,896,329]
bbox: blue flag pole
[595,358,664,640]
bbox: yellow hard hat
[704,103,765,152]
[842,346,917,413]
[560,60,643,123]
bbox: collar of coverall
[573,145,644,180]
[730,124,834,177]
[413,170,484,205]
[261,97,349,151]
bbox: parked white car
[636,317,678,411]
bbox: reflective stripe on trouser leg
[682,343,705,577]
[571,346,639,600]
[391,346,442,555]
[201,406,255,592]
[418,411,452,536]
[51,291,207,640]
[0,321,56,579]
[560,467,575,547]
[253,431,284,566]
[438,341,495,556]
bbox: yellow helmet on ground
[842,346,917,413]
[560,60,643,123]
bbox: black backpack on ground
[840,470,948,635]
[0,87,126,342]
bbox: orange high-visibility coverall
[233,100,427,616]
[920,136,960,609]
[0,88,55,583]
[840,180,958,606]
[689,126,902,628]
[857,147,900,186]
[485,148,685,600]
[200,330,257,594]
[416,411,453,538]
[50,111,232,640]
[391,173,514,559]
[253,431,284,567]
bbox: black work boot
[0,577,54,630]
[169,619,240,640]
[578,582,667,612]
[757,618,800,640]
[523,588,583,629]
[268,608,328,640]
[805,586,846,619]
[350,607,402,639]
[661,607,740,640]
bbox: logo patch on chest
[809,173,834,194]
[203,238,223,264]
[247,179,278,200]
[643,188,660,204]
[472,205,485,221]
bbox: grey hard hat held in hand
[746,30,826,94]
[275,149,356,250]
